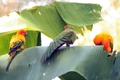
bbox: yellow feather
[10,34,26,49]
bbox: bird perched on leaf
[93,32,113,56]
[6,29,27,71]
[40,25,78,63]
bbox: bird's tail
[8,48,17,55]
[6,52,17,71]
[40,42,64,63]
[6,58,13,71]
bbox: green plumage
[40,26,78,63]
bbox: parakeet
[93,32,113,56]
[40,25,78,63]
[6,29,27,71]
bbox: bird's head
[64,25,74,30]
[17,29,27,36]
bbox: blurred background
[0,0,120,80]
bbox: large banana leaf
[0,46,117,80]
[0,2,102,55]
[0,2,102,39]
[18,2,102,38]
[18,5,65,39]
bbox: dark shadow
[59,71,86,80]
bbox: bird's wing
[9,35,25,55]
[40,29,78,63]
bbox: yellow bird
[6,29,27,71]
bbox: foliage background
[0,0,120,51]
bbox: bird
[6,29,27,71]
[93,32,113,56]
[40,25,78,63]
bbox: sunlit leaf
[18,5,65,39]
[0,2,102,38]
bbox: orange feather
[93,32,113,53]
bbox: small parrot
[6,29,27,71]
[40,25,78,63]
[93,32,113,56]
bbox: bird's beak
[25,33,27,36]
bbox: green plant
[1,2,117,80]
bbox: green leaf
[108,52,120,80]
[0,31,40,55]
[0,46,116,80]
[18,4,66,39]
[0,2,102,39]
[86,25,93,31]
[55,2,102,26]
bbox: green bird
[40,25,78,63]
